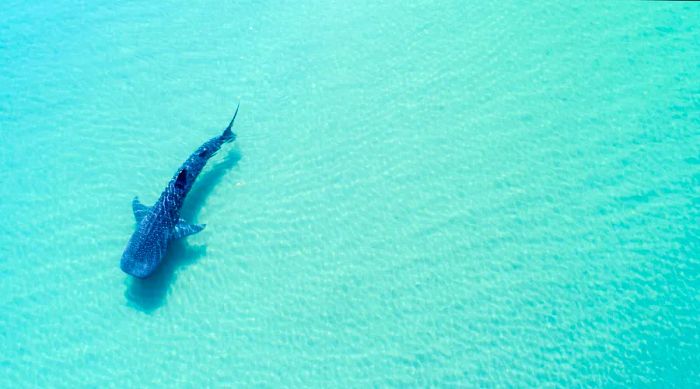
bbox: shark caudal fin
[221,103,240,143]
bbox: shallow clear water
[1,1,699,387]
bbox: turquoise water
[1,1,699,387]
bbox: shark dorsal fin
[175,169,188,190]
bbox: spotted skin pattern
[120,106,239,278]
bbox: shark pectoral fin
[171,221,206,240]
[132,196,151,223]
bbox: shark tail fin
[222,103,239,143]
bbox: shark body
[120,106,239,278]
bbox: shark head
[120,252,153,278]
[120,231,168,279]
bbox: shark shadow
[124,149,241,313]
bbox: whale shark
[120,105,240,278]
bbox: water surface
[1,1,699,387]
